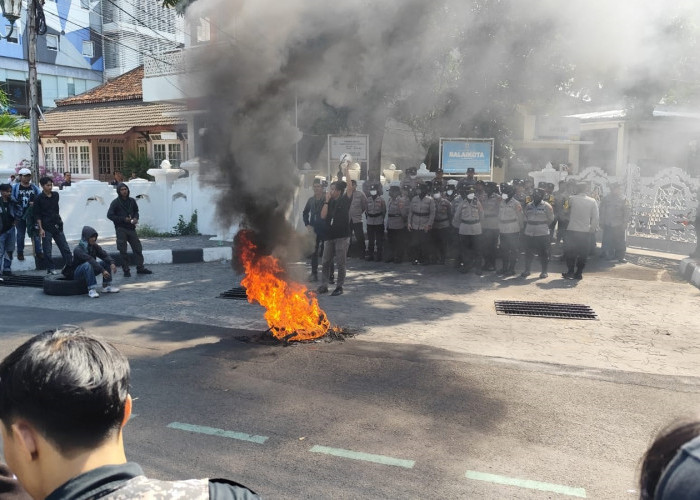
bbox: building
[38,65,186,182]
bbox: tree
[0,88,29,139]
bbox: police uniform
[522,197,554,277]
[599,188,630,261]
[430,193,452,264]
[365,187,387,261]
[386,190,408,263]
[452,196,483,273]
[498,195,523,275]
[480,192,500,271]
[408,191,436,264]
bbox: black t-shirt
[34,192,62,230]
[325,195,351,240]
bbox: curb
[679,258,700,288]
[7,247,232,272]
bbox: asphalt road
[0,304,698,499]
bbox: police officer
[522,188,555,278]
[599,182,630,262]
[347,179,368,258]
[445,180,462,265]
[385,182,408,263]
[407,182,435,265]
[430,183,452,265]
[365,182,386,261]
[498,184,524,276]
[452,185,483,274]
[480,182,501,271]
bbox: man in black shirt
[107,183,152,277]
[317,180,352,296]
[0,327,259,499]
[34,177,72,274]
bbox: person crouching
[63,226,119,298]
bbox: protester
[302,178,326,282]
[60,172,71,189]
[0,327,260,499]
[62,226,119,298]
[34,177,73,275]
[639,419,700,499]
[10,168,41,262]
[0,184,18,278]
[317,180,351,296]
[107,183,152,277]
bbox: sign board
[535,116,580,140]
[439,138,494,177]
[327,135,369,179]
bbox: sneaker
[102,285,120,293]
[562,272,575,280]
[136,268,153,275]
[539,272,549,279]
[618,258,627,263]
[47,269,58,275]
[520,271,530,278]
[316,285,328,294]
[123,269,131,277]
[331,287,344,296]
[17,252,24,261]
[88,288,100,298]
[573,273,583,280]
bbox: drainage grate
[494,300,597,320]
[0,275,45,288]
[219,286,248,300]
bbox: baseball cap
[18,168,31,175]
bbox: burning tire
[43,274,88,296]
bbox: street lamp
[0,0,21,40]
[1,0,46,184]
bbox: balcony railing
[144,50,185,78]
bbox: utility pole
[28,0,40,185]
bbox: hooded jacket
[107,183,140,230]
[63,226,113,278]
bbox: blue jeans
[15,219,40,255]
[74,261,111,289]
[42,229,72,271]
[0,228,16,272]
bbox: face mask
[467,193,475,200]
[446,190,454,196]
[369,190,377,196]
[433,193,441,199]
[502,193,509,200]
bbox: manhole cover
[0,275,45,288]
[219,286,248,300]
[494,300,597,320]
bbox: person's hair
[0,183,10,192]
[350,180,357,187]
[63,171,71,176]
[639,420,700,499]
[0,327,130,455]
[335,180,347,193]
[39,176,53,186]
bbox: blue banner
[440,139,493,175]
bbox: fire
[237,230,331,341]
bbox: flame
[237,230,331,341]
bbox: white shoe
[102,285,120,293]
[88,288,100,298]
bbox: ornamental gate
[567,165,698,254]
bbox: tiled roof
[55,66,144,106]
[39,100,186,138]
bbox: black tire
[43,274,88,296]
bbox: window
[196,18,211,43]
[98,145,110,175]
[152,135,184,168]
[97,140,126,180]
[46,34,59,51]
[82,41,93,58]
[68,143,90,175]
[112,146,124,171]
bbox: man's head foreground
[0,327,131,498]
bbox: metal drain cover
[495,300,597,320]
[0,275,45,288]
[219,286,248,300]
